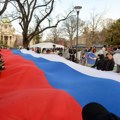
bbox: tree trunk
[23,39,30,48]
[70,37,73,47]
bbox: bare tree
[102,18,114,29]
[96,19,115,45]
[47,27,62,43]
[9,0,73,48]
[31,17,43,44]
[0,0,9,15]
[87,10,105,45]
[62,16,85,47]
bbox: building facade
[0,16,17,48]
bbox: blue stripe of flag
[12,50,120,116]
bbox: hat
[82,102,120,120]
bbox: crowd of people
[68,46,120,73]
[30,47,64,56]
[2,44,118,73]
[78,45,120,73]
[28,45,120,73]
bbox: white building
[0,16,18,48]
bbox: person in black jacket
[92,54,105,70]
[82,102,120,120]
[69,48,76,62]
[104,53,115,71]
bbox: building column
[0,34,1,43]
[7,35,10,47]
[2,35,5,44]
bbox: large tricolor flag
[0,49,120,120]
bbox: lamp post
[74,6,82,62]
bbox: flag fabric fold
[0,49,120,119]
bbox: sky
[54,0,120,20]
[3,0,120,36]
[47,0,120,39]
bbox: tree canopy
[105,19,120,45]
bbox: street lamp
[74,6,82,62]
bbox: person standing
[104,53,115,71]
[86,47,97,67]
[113,46,120,73]
[80,53,87,66]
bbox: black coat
[104,59,115,71]
[96,59,106,70]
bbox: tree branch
[0,0,9,15]
[28,10,74,41]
